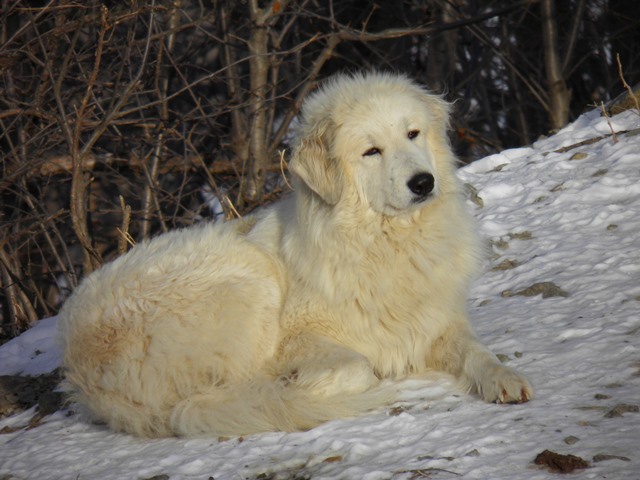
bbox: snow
[2,109,640,480]
[0,316,60,376]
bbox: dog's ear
[420,92,452,135]
[289,120,343,205]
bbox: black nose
[407,172,435,198]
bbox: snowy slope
[1,108,639,480]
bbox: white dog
[58,72,532,438]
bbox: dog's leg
[277,333,380,397]
[430,324,532,404]
[460,338,533,404]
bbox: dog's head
[290,72,455,215]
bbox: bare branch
[561,0,586,75]
[616,54,640,112]
[270,34,341,154]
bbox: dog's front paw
[477,364,533,404]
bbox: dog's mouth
[411,192,432,204]
[384,192,436,216]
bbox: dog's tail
[169,380,396,437]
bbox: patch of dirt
[0,370,63,424]
[563,436,580,445]
[592,454,631,463]
[604,403,639,418]
[491,259,520,271]
[464,183,484,208]
[491,238,510,250]
[534,449,589,473]
[388,405,410,416]
[322,455,343,463]
[397,468,461,478]
[502,281,569,299]
[569,152,589,160]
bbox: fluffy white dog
[58,72,532,437]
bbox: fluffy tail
[169,379,396,437]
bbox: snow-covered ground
[1,108,639,480]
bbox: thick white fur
[58,72,532,438]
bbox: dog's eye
[363,147,381,157]
[408,130,420,140]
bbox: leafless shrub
[0,0,439,338]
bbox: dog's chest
[287,240,460,375]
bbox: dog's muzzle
[407,172,435,202]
